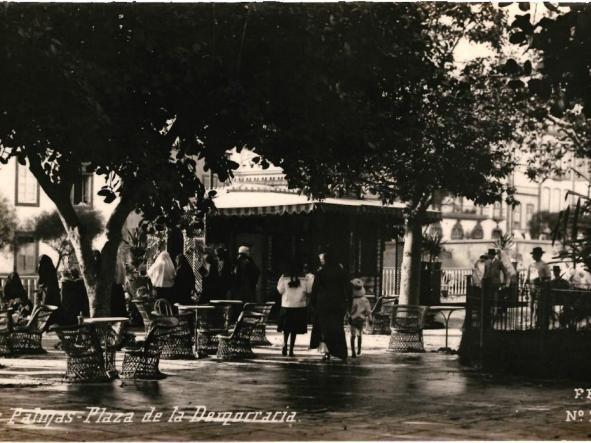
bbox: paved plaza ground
[0,321,590,441]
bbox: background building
[0,157,131,274]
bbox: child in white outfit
[348,278,372,358]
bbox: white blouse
[277,275,313,308]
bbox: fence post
[464,275,473,331]
[538,282,550,359]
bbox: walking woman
[174,254,196,306]
[38,255,61,308]
[309,251,348,361]
[277,263,313,357]
[147,251,176,304]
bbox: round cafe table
[81,317,128,378]
[428,306,465,354]
[209,300,243,329]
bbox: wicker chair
[216,311,264,361]
[153,299,195,359]
[95,320,128,379]
[193,306,226,357]
[0,310,13,355]
[10,305,58,354]
[120,317,178,380]
[51,323,110,383]
[368,296,398,335]
[243,302,275,346]
[388,305,428,352]
[132,298,155,333]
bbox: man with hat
[231,245,260,303]
[527,246,551,326]
[527,247,551,290]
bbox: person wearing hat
[527,247,551,322]
[231,245,260,303]
[347,278,372,358]
[471,255,488,289]
[527,247,551,289]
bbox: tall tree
[1,4,249,314]
[0,3,434,313]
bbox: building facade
[430,158,591,268]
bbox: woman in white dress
[277,263,313,357]
[147,251,176,305]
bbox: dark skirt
[309,310,348,361]
[277,307,308,334]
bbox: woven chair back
[154,299,175,316]
[243,303,274,322]
[229,311,261,341]
[54,324,103,356]
[144,317,179,352]
[390,305,428,331]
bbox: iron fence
[465,277,591,333]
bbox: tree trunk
[398,216,423,305]
[27,158,136,317]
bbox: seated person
[9,294,33,326]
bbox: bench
[120,317,179,380]
[388,304,428,353]
[216,311,264,361]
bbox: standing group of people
[146,251,196,307]
[2,244,374,362]
[198,245,260,304]
[276,251,372,361]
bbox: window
[452,197,464,213]
[451,221,464,240]
[513,204,521,229]
[15,161,39,206]
[14,233,38,274]
[428,223,443,238]
[471,222,484,240]
[541,187,551,211]
[526,204,535,223]
[493,202,503,219]
[71,174,93,206]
